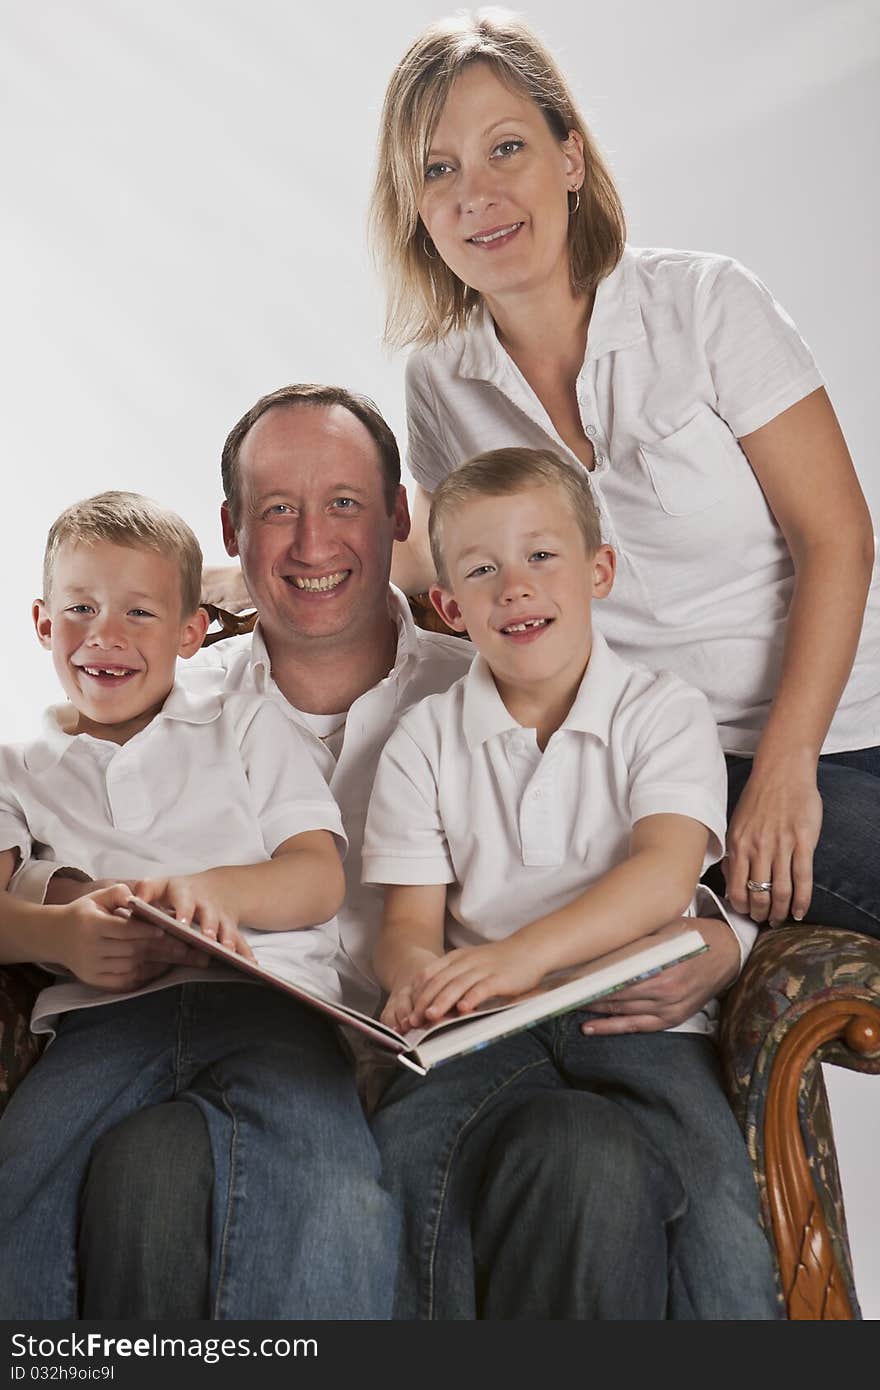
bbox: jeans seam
[425,1055,552,1320]
[210,1070,239,1320]
[809,880,880,928]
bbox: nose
[86,613,127,649]
[497,564,534,604]
[288,510,336,567]
[458,162,499,217]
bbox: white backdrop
[2,0,878,1316]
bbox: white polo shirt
[179,589,474,1012]
[0,685,346,1034]
[362,631,737,1035]
[405,245,880,756]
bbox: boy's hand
[57,884,206,990]
[408,938,549,1026]
[133,876,256,961]
[380,983,418,1032]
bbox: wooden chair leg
[764,1001,880,1319]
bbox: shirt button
[531,788,543,800]
[595,452,606,465]
[586,425,597,437]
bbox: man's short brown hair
[221,384,401,526]
[429,448,602,587]
[43,490,203,615]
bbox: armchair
[3,599,878,1319]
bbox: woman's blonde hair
[370,8,626,348]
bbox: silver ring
[746,879,773,893]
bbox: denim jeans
[370,1022,780,1320]
[720,745,880,938]
[0,983,399,1320]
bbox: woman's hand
[723,755,823,925]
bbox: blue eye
[530,550,555,562]
[465,564,494,579]
[492,139,524,159]
[264,503,294,518]
[128,609,154,618]
[425,161,454,181]
[66,604,94,615]
[331,498,358,510]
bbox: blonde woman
[372,9,880,970]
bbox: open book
[127,896,707,1076]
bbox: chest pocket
[638,406,741,516]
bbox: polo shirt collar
[23,682,224,774]
[456,245,645,384]
[461,628,626,752]
[245,587,419,694]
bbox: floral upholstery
[720,926,880,1318]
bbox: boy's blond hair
[370,8,626,347]
[429,448,602,587]
[43,491,203,616]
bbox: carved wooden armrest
[0,965,52,1118]
[720,926,880,1319]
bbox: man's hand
[406,937,550,1027]
[56,884,208,990]
[580,916,741,1035]
[133,876,256,960]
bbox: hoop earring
[423,235,437,260]
[568,187,581,216]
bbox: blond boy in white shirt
[0,491,398,1320]
[363,448,779,1320]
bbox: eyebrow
[426,114,529,157]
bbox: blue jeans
[720,746,880,938]
[370,1022,780,1320]
[0,983,399,1320]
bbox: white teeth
[82,667,132,677]
[291,571,348,592]
[502,619,549,634]
[470,223,522,244]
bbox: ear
[221,501,240,558]
[392,484,411,544]
[178,606,211,659]
[561,130,585,191]
[33,599,53,651]
[591,544,615,600]
[429,583,467,633]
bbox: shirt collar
[23,682,224,774]
[245,588,419,697]
[461,628,626,752]
[456,245,645,384]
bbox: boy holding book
[362,448,779,1320]
[0,490,399,1319]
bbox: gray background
[2,0,878,1316]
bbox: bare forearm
[756,538,873,769]
[195,848,344,932]
[512,847,699,977]
[0,895,68,966]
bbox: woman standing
[372,8,879,944]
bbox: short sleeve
[626,675,728,869]
[235,698,346,857]
[362,723,455,885]
[0,779,31,875]
[405,352,453,494]
[698,258,824,439]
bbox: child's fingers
[421,969,486,1021]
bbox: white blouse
[405,245,880,756]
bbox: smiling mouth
[500,618,552,635]
[468,222,524,245]
[285,570,350,593]
[78,665,139,679]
